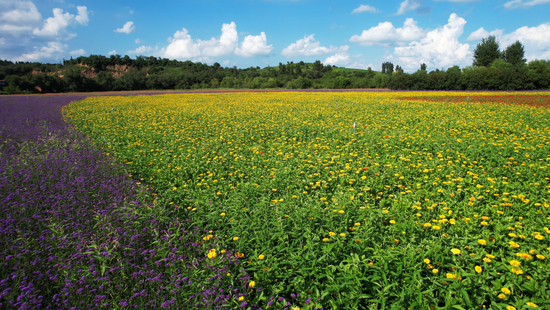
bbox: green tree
[473,36,501,67]
[420,63,427,71]
[502,41,526,66]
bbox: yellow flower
[424,258,430,264]
[338,210,345,214]
[238,296,244,301]
[340,233,346,237]
[322,238,329,242]
[432,225,441,230]
[536,254,546,260]
[354,222,361,226]
[258,254,265,260]
[506,306,516,310]
[329,231,336,236]
[451,248,461,255]
[501,287,511,295]
[526,302,538,307]
[535,234,544,240]
[220,212,226,216]
[475,266,482,273]
[446,273,457,279]
[483,257,492,263]
[498,294,506,299]
[478,239,487,245]
[516,253,532,259]
[511,267,523,275]
[233,236,239,241]
[432,268,439,274]
[249,281,255,287]
[510,260,521,267]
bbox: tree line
[388,38,550,90]
[0,37,549,94]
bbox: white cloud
[128,45,154,54]
[392,13,471,70]
[0,0,42,37]
[498,23,550,60]
[135,38,144,44]
[33,8,74,39]
[17,41,66,61]
[466,27,504,41]
[350,18,425,46]
[396,0,421,15]
[352,4,378,14]
[347,60,374,70]
[235,32,274,57]
[223,60,231,65]
[75,6,89,25]
[69,48,85,55]
[108,50,117,55]
[504,0,550,9]
[281,34,349,57]
[115,21,135,34]
[160,22,238,60]
[1,3,87,62]
[324,53,351,66]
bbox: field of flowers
[4,91,548,309]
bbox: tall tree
[502,41,526,66]
[473,36,501,67]
[420,63,427,71]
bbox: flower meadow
[2,91,549,309]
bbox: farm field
[2,91,549,309]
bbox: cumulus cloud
[323,52,373,69]
[1,2,88,62]
[466,27,504,41]
[75,6,89,25]
[396,0,421,15]
[128,45,154,54]
[33,6,88,40]
[498,23,550,60]
[115,21,135,34]
[235,32,274,57]
[0,0,42,37]
[324,53,351,66]
[352,4,378,14]
[69,48,85,56]
[135,38,144,44]
[350,18,425,46]
[161,22,238,60]
[281,34,349,57]
[347,60,374,70]
[392,13,471,70]
[108,50,117,55]
[503,0,550,9]
[17,41,66,61]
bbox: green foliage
[502,41,526,66]
[473,36,501,67]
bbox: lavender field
[0,95,280,309]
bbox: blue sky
[1,0,549,72]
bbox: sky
[1,0,549,72]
